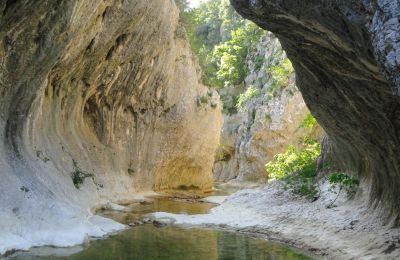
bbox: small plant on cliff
[71,159,94,189]
[267,58,294,98]
[236,86,261,111]
[300,113,318,129]
[266,137,321,199]
[269,58,294,87]
[197,95,209,106]
[327,173,359,208]
[254,55,265,71]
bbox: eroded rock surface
[230,0,400,222]
[0,0,221,253]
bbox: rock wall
[0,0,222,253]
[214,33,322,183]
[230,0,400,223]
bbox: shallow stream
[11,195,313,259]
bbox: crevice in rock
[3,0,18,16]
[105,46,115,60]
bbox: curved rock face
[0,0,221,252]
[230,0,400,222]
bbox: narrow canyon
[1,0,399,259]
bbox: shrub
[267,58,294,98]
[266,139,320,179]
[197,95,209,106]
[236,86,261,111]
[265,138,321,199]
[300,113,318,129]
[254,55,265,71]
[214,22,264,87]
[71,159,94,189]
[328,173,359,207]
[269,58,294,86]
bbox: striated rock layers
[0,0,222,253]
[231,0,400,223]
[214,33,322,182]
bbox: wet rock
[140,200,154,205]
[142,218,151,224]
[152,217,176,228]
[128,219,147,227]
[102,202,129,212]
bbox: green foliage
[270,58,294,86]
[327,173,359,207]
[221,95,239,115]
[198,95,209,105]
[214,23,265,87]
[197,91,218,109]
[71,159,94,189]
[265,138,321,199]
[254,55,265,71]
[328,173,359,197]
[236,86,261,111]
[267,58,294,98]
[300,113,318,129]
[266,139,320,180]
[182,0,265,89]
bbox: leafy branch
[328,173,359,208]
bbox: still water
[11,198,313,260]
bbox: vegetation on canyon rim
[179,0,296,115]
[236,86,260,111]
[179,0,264,111]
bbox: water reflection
[11,197,313,260]
[16,226,311,260]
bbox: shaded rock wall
[230,0,400,223]
[0,0,221,253]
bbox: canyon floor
[154,181,400,259]
[4,181,400,259]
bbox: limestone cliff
[214,33,322,182]
[230,0,400,223]
[0,0,222,253]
